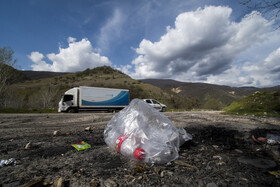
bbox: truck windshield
[63,95,73,102]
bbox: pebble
[166,162,172,166]
[166,171,174,176]
[104,179,117,187]
[25,142,32,149]
[207,182,218,187]
[53,177,64,187]
[234,149,243,154]
[53,130,60,136]
[19,178,43,187]
[85,127,91,131]
[237,156,277,169]
[212,145,219,150]
[90,178,99,187]
[213,155,222,160]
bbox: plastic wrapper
[104,99,192,164]
[0,158,16,167]
[72,141,91,151]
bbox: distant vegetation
[223,91,280,117]
[0,64,279,114]
[1,66,183,111]
[141,79,262,110]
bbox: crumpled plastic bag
[104,99,192,164]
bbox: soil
[0,111,280,187]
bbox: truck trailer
[58,86,129,112]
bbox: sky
[1,0,280,88]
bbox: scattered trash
[252,135,267,144]
[72,141,91,151]
[237,156,276,169]
[266,134,280,145]
[104,99,192,164]
[269,170,280,178]
[251,130,280,145]
[0,158,16,167]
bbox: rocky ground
[0,111,280,187]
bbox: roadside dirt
[0,111,280,186]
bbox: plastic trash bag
[104,99,192,164]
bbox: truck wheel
[108,109,115,113]
[68,108,77,113]
[161,107,166,112]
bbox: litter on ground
[72,141,91,151]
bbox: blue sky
[1,0,280,87]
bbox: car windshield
[152,100,160,104]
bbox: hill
[3,66,185,110]
[0,63,29,83]
[21,70,68,80]
[223,91,280,117]
[141,79,257,109]
[2,66,279,111]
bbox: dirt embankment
[0,112,279,186]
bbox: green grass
[223,91,280,117]
[0,108,58,113]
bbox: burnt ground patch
[0,113,279,186]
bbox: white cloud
[28,37,112,72]
[205,47,280,87]
[29,52,52,71]
[97,9,125,51]
[129,6,276,87]
[243,48,280,87]
[116,64,132,76]
[67,37,76,43]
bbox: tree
[40,84,59,108]
[0,47,17,107]
[241,0,280,28]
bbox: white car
[143,99,167,112]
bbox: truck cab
[143,99,167,112]
[58,88,78,112]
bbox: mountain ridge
[2,65,279,110]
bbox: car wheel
[162,107,166,112]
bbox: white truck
[58,86,129,113]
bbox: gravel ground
[0,111,279,187]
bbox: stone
[53,177,64,187]
[207,182,218,187]
[237,156,277,169]
[234,149,243,154]
[89,178,99,187]
[104,179,117,187]
[85,127,91,131]
[21,177,44,187]
[25,142,32,149]
[53,130,60,136]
